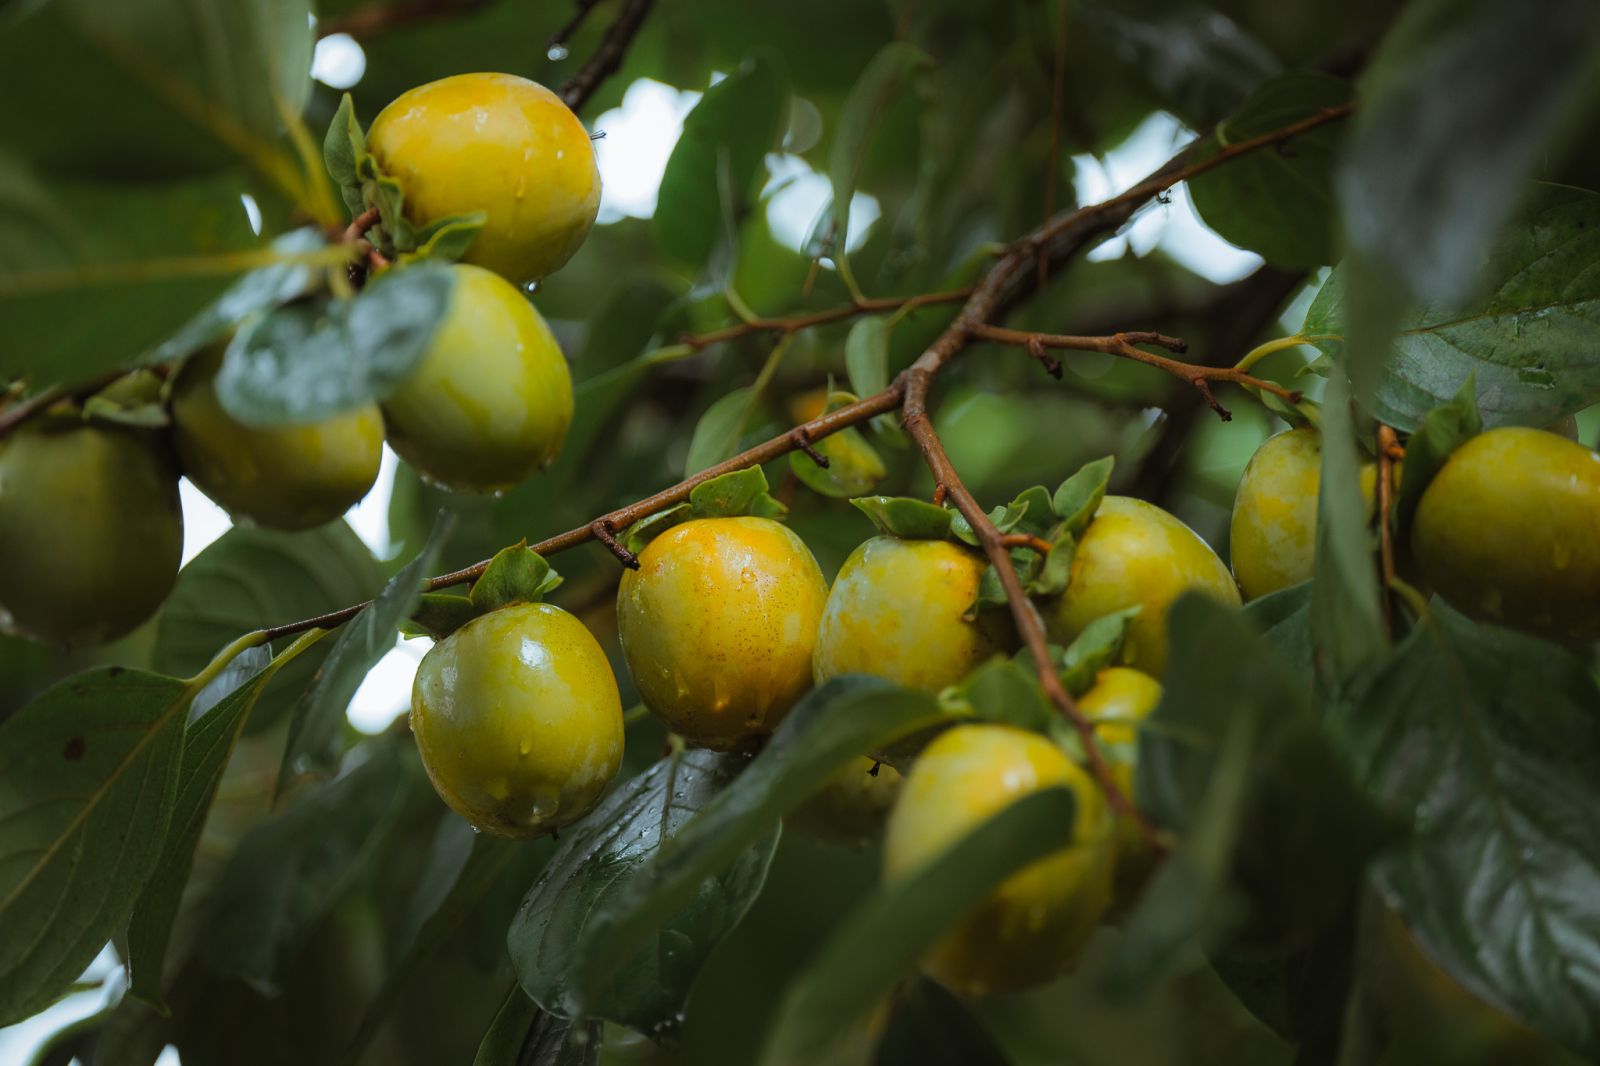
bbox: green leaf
[655,55,788,268]
[1057,607,1141,697]
[474,985,601,1066]
[620,504,693,555]
[1188,72,1352,269]
[849,496,953,541]
[872,977,1009,1066]
[1342,606,1600,1058]
[509,749,778,1033]
[684,387,756,476]
[1391,374,1481,537]
[1336,0,1600,305]
[954,657,1050,733]
[405,211,487,264]
[1003,485,1056,538]
[469,543,562,612]
[324,92,366,205]
[0,0,312,180]
[406,592,479,641]
[759,788,1076,1066]
[828,43,932,251]
[571,678,951,1011]
[0,668,190,1025]
[1305,188,1600,430]
[202,738,415,992]
[688,465,785,519]
[845,317,889,397]
[1051,456,1114,536]
[278,513,452,783]
[215,261,456,425]
[1027,529,1076,598]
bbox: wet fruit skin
[1079,667,1163,900]
[1044,496,1240,676]
[1229,428,1385,601]
[170,347,383,531]
[382,263,574,494]
[883,724,1114,997]
[812,536,1014,692]
[1411,426,1600,642]
[367,72,600,285]
[0,420,183,647]
[616,517,828,750]
[411,602,624,837]
[790,756,904,847]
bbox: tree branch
[679,288,973,352]
[559,0,658,112]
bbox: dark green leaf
[1188,72,1352,268]
[510,749,778,1033]
[278,513,452,783]
[688,465,785,519]
[1336,0,1600,304]
[828,43,932,249]
[655,56,788,268]
[1027,529,1076,598]
[759,788,1076,1066]
[1342,606,1600,1058]
[0,668,190,1025]
[572,678,950,1011]
[474,984,602,1066]
[406,592,479,640]
[324,93,366,201]
[216,261,456,425]
[845,317,889,397]
[873,977,1009,1066]
[955,657,1049,732]
[1305,189,1600,429]
[849,496,953,540]
[1051,456,1114,536]
[1057,607,1140,697]
[684,387,756,476]
[1391,374,1481,537]
[469,543,562,612]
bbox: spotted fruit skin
[0,421,182,647]
[1044,496,1240,676]
[1412,427,1600,641]
[616,517,828,750]
[382,263,574,494]
[367,72,600,285]
[883,724,1114,996]
[170,347,383,531]
[1079,667,1162,899]
[813,536,1014,692]
[411,602,623,837]
[790,756,905,847]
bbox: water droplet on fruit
[547,43,569,61]
[519,734,533,755]
[524,279,541,295]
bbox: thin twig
[999,533,1056,555]
[680,289,972,351]
[559,0,658,112]
[789,427,830,468]
[591,519,641,570]
[547,0,605,55]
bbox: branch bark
[559,0,658,112]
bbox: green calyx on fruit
[0,419,183,647]
[1043,496,1240,676]
[616,516,828,750]
[1411,426,1600,642]
[367,72,601,285]
[382,262,574,494]
[883,723,1114,996]
[411,601,624,836]
[813,535,1016,693]
[171,347,383,531]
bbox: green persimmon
[1044,496,1239,676]
[0,420,182,647]
[1079,667,1163,900]
[382,263,574,494]
[813,536,1014,692]
[883,724,1114,996]
[616,517,828,750]
[170,347,383,531]
[368,72,601,285]
[790,756,904,847]
[411,602,623,836]
[1412,427,1600,641]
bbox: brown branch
[317,0,491,38]
[591,519,640,571]
[788,427,830,468]
[559,0,658,112]
[0,369,126,440]
[971,323,1301,420]
[680,288,973,352]
[547,0,605,56]
[999,533,1056,555]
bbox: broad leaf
[469,543,562,612]
[873,977,1009,1066]
[828,43,932,251]
[850,496,954,541]
[509,749,778,1034]
[0,668,191,1025]
[474,985,601,1066]
[684,386,757,476]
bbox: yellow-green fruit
[170,348,383,531]
[883,724,1114,996]
[790,757,904,847]
[382,263,574,494]
[1412,427,1600,641]
[411,602,623,836]
[367,72,600,285]
[616,517,828,750]
[0,421,182,647]
[1044,496,1240,676]
[1079,667,1163,900]
[813,536,1014,692]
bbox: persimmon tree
[2,1,1599,1064]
